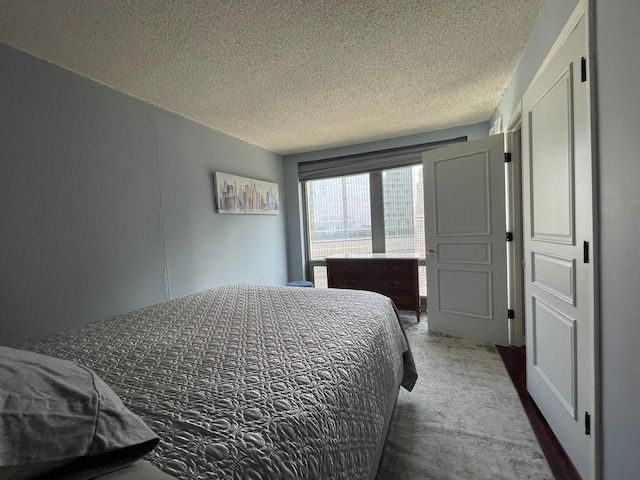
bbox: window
[306,174,372,260]
[304,166,426,295]
[383,165,427,295]
[306,174,372,288]
[383,165,423,255]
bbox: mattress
[24,284,417,479]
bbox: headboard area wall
[0,43,288,346]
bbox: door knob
[427,249,437,256]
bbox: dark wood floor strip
[497,345,582,480]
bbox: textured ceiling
[0,0,544,155]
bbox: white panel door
[423,135,508,346]
[522,15,594,479]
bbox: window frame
[301,167,427,292]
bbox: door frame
[504,116,524,347]
[504,0,601,477]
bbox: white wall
[593,0,640,477]
[282,122,490,281]
[0,44,288,346]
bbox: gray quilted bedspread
[24,284,417,480]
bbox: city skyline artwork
[214,172,279,215]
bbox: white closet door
[522,15,595,479]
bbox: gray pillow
[0,347,159,480]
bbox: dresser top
[326,253,420,260]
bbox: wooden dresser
[326,253,420,321]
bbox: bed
[1,283,417,479]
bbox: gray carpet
[376,314,553,480]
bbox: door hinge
[508,309,515,319]
[506,232,514,242]
[583,241,590,263]
[505,152,512,163]
[585,411,591,436]
[581,57,587,82]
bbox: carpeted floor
[376,314,553,480]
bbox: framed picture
[214,172,280,215]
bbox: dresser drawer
[369,277,416,292]
[370,260,416,277]
[326,260,370,276]
[328,276,370,290]
[384,293,417,310]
